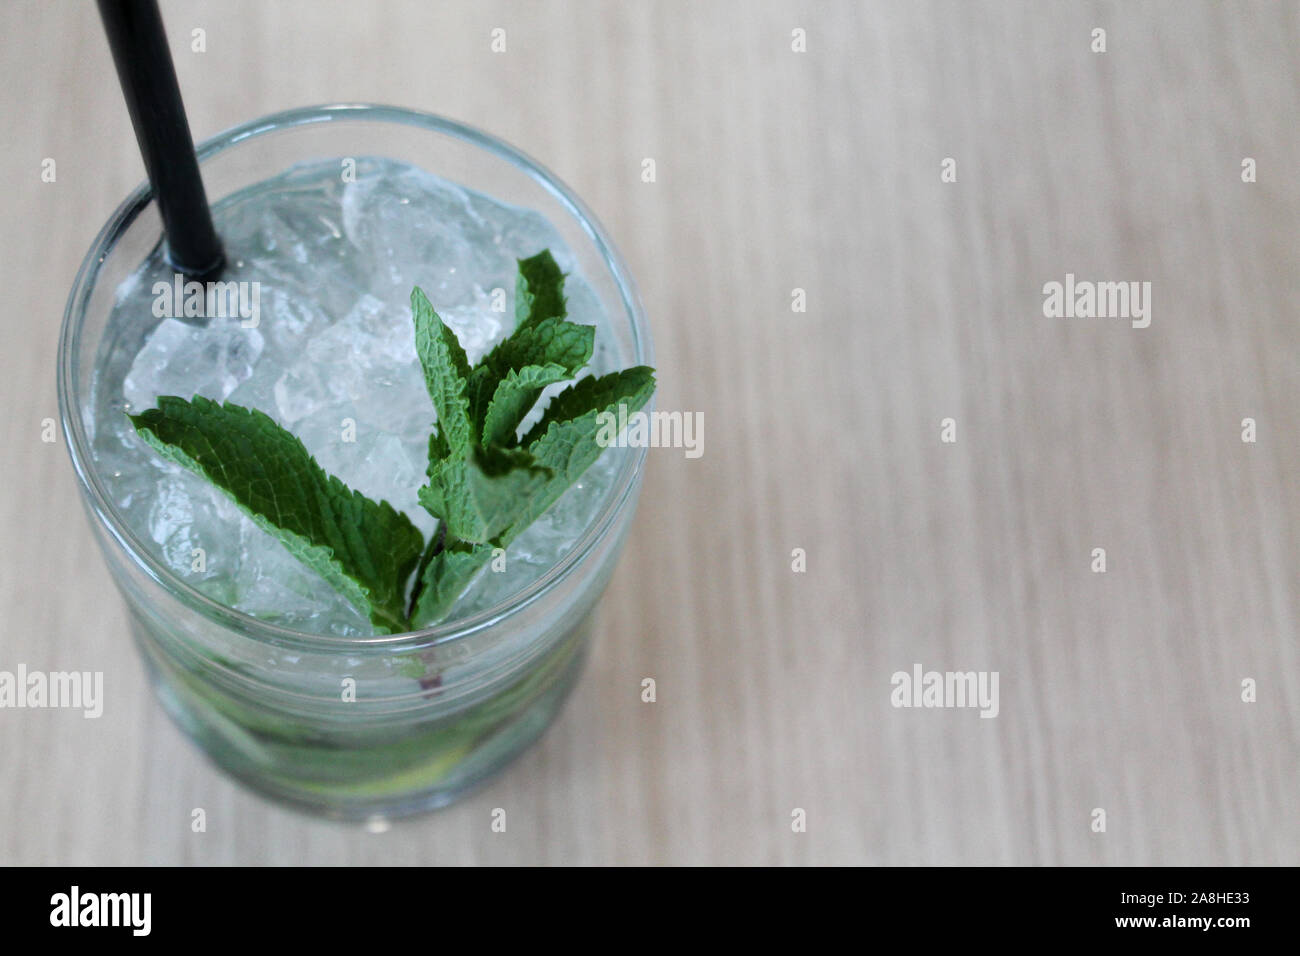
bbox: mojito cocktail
[59,106,652,818]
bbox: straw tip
[167,247,226,283]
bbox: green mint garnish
[129,249,655,633]
[409,250,653,623]
[128,397,424,633]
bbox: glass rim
[57,103,652,654]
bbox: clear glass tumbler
[57,105,652,820]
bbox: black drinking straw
[97,0,225,280]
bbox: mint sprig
[410,250,654,623]
[129,249,655,633]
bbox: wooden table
[1,0,1295,865]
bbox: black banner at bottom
[0,866,1279,940]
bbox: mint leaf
[480,362,570,447]
[412,286,474,457]
[426,428,450,477]
[419,445,554,544]
[129,396,424,633]
[463,254,591,434]
[509,367,656,531]
[520,366,658,451]
[515,249,566,328]
[485,316,595,377]
[410,539,494,627]
[465,317,594,432]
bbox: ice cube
[271,293,418,425]
[339,432,423,512]
[144,468,243,595]
[123,318,264,412]
[231,517,371,635]
[437,286,505,365]
[343,165,511,307]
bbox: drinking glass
[57,104,652,820]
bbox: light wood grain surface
[1,0,1296,866]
